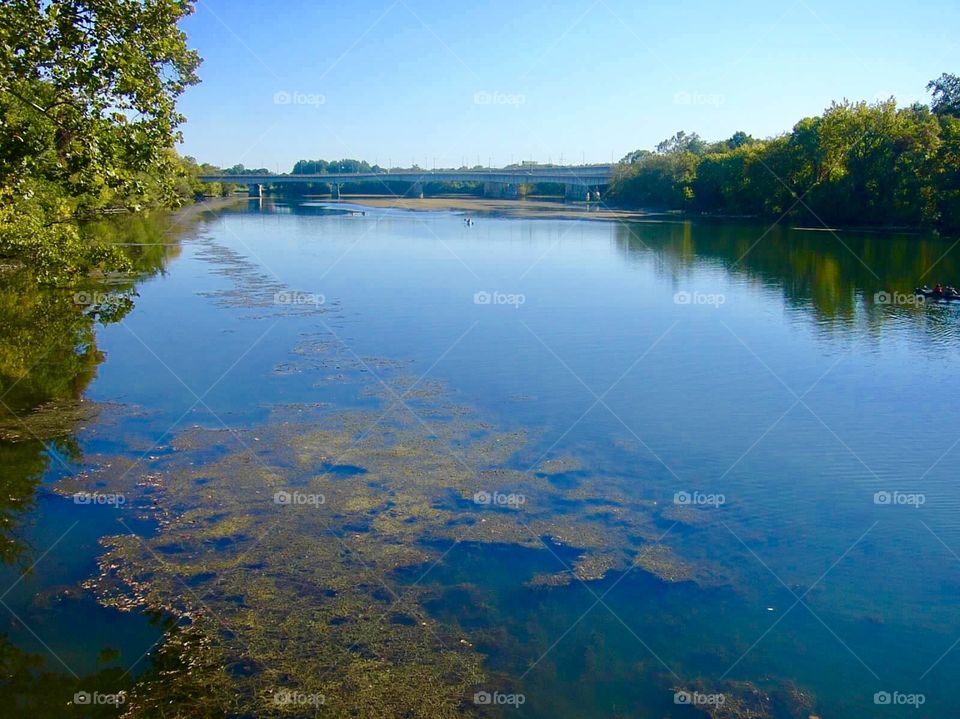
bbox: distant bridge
[198,165,615,200]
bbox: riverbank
[328,194,674,222]
[329,195,952,234]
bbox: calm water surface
[1,198,958,717]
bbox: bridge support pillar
[248,183,263,198]
[332,183,341,199]
[483,182,519,199]
[410,182,424,199]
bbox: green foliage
[928,73,960,117]
[609,77,960,231]
[291,158,383,174]
[219,163,272,175]
[0,190,131,283]
[0,0,201,278]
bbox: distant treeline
[291,159,382,175]
[608,74,960,230]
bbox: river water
[0,198,957,717]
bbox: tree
[928,73,960,117]
[655,131,707,156]
[609,87,959,230]
[0,0,201,278]
[620,149,652,165]
[291,158,374,175]
[0,0,201,207]
[726,131,753,150]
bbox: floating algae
[0,398,101,442]
[274,336,412,380]
[192,239,332,319]
[669,678,819,719]
[54,384,736,716]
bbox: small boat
[915,287,960,301]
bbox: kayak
[915,288,960,301]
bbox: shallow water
[1,198,958,717]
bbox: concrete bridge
[198,165,614,201]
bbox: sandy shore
[331,194,672,222]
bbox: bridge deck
[199,167,613,187]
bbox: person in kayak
[934,283,944,293]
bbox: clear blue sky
[176,0,959,171]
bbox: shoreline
[282,194,948,235]
[314,194,670,222]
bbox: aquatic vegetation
[671,679,818,719]
[0,398,101,443]
[192,240,333,320]
[54,376,736,716]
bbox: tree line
[292,158,383,175]
[608,75,960,231]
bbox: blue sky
[176,0,959,171]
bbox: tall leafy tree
[928,73,960,117]
[0,0,201,278]
[0,0,201,207]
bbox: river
[0,197,956,717]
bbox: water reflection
[0,212,191,567]
[614,220,959,336]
